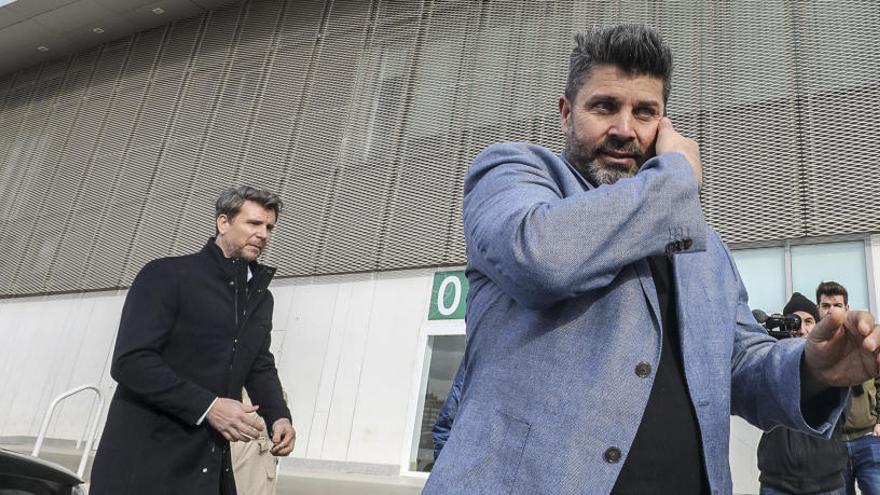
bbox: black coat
[757,422,848,493]
[90,239,291,495]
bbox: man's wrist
[800,352,829,400]
[196,397,219,426]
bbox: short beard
[581,159,633,186]
[564,133,645,186]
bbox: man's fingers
[854,312,879,338]
[233,418,262,440]
[654,118,676,147]
[653,116,701,189]
[658,116,673,132]
[271,431,294,455]
[270,422,295,455]
[206,398,271,444]
[863,322,880,353]
[243,415,264,431]
[809,310,845,342]
[237,426,259,440]
[272,443,292,455]
[270,434,283,453]
[838,310,880,351]
[272,428,288,448]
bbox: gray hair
[565,24,673,105]
[215,186,283,221]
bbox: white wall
[272,270,434,466]
[0,291,123,442]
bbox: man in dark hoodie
[757,292,848,495]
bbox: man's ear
[216,214,229,235]
[559,96,572,134]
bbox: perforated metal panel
[1,0,880,297]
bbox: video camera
[751,309,802,340]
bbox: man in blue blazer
[423,24,880,495]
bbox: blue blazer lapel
[635,258,662,330]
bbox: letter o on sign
[436,275,462,316]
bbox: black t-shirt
[611,255,710,494]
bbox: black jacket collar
[201,238,277,290]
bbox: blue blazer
[433,359,465,458]
[423,142,845,495]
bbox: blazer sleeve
[463,142,707,310]
[244,292,292,433]
[432,359,465,458]
[110,259,217,425]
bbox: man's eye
[636,108,658,118]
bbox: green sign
[428,271,469,320]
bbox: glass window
[410,334,465,472]
[731,247,786,313]
[731,241,869,313]
[791,241,869,310]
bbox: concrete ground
[276,472,424,495]
[2,441,426,495]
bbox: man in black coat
[90,186,295,495]
[757,292,848,494]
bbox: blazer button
[635,362,652,378]
[604,447,622,463]
[201,467,208,473]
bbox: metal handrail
[31,384,104,479]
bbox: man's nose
[608,112,637,141]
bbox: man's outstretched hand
[206,398,264,442]
[804,309,880,392]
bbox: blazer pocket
[436,409,531,494]
[498,412,531,494]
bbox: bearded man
[423,24,880,495]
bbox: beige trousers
[230,392,278,495]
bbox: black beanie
[783,292,820,322]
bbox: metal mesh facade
[1,0,879,297]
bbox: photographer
[757,292,848,495]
